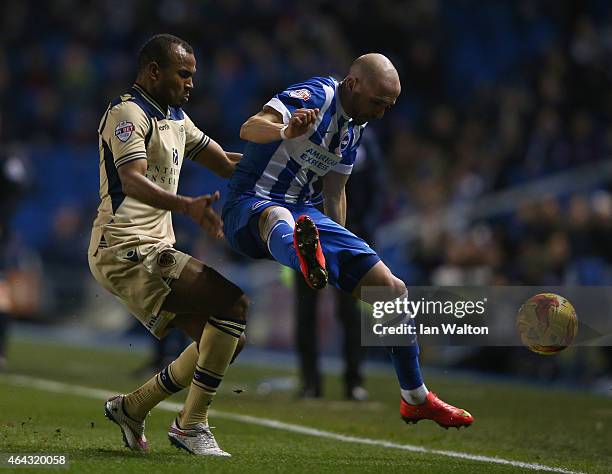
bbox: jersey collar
[132,84,169,119]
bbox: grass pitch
[0,339,610,473]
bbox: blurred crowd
[406,191,612,286]
[0,1,611,382]
[2,0,612,284]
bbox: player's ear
[346,76,361,92]
[148,62,161,81]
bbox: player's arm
[240,106,319,144]
[191,138,241,178]
[184,113,240,178]
[117,159,223,238]
[322,171,350,226]
[227,152,242,163]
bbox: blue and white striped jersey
[229,76,366,205]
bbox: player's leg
[289,210,426,406]
[89,245,158,452]
[258,205,298,267]
[283,210,417,399]
[305,211,472,428]
[353,262,473,428]
[259,206,327,289]
[161,257,247,456]
[118,251,246,417]
[350,261,430,402]
[94,243,246,454]
[122,341,198,418]
[222,197,327,288]
[108,338,201,451]
[121,312,246,422]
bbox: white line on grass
[1,374,582,474]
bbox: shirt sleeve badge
[288,89,312,101]
[114,121,135,142]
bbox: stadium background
[2,0,610,383]
[0,2,611,469]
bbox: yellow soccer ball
[516,293,578,355]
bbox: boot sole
[295,217,328,289]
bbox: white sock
[401,384,429,405]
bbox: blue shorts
[222,194,380,293]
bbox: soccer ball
[516,293,578,355]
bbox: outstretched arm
[191,138,241,178]
[323,171,350,226]
[117,159,223,238]
[240,106,319,144]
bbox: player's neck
[338,80,353,119]
[134,80,169,112]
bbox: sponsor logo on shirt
[158,123,170,131]
[114,120,135,142]
[145,163,179,186]
[288,89,311,101]
[294,141,343,176]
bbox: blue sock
[267,221,299,270]
[385,345,423,390]
[383,300,424,391]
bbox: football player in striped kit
[223,53,473,430]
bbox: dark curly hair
[137,33,193,72]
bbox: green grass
[0,339,610,473]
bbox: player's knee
[381,274,406,299]
[227,293,249,322]
[391,278,407,299]
[259,206,295,241]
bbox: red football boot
[400,392,473,429]
[293,215,328,289]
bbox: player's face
[154,45,196,108]
[351,79,400,125]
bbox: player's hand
[184,191,224,238]
[285,108,319,138]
